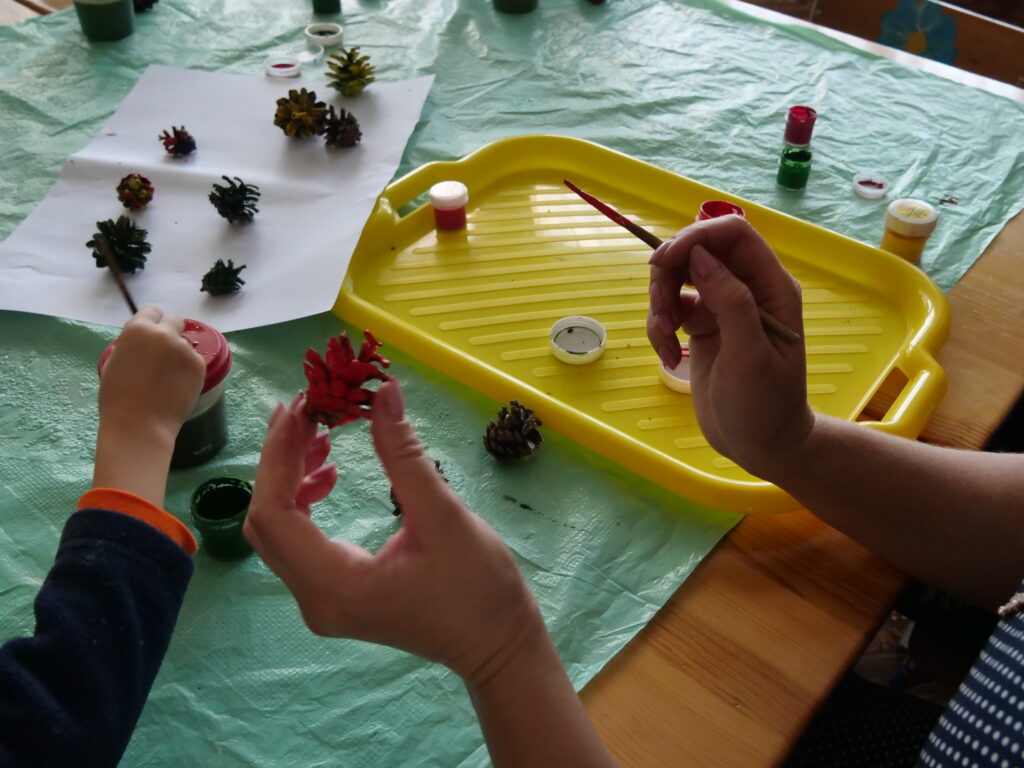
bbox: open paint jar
[98,319,232,470]
[549,316,607,365]
[190,476,253,559]
[658,343,691,393]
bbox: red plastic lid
[697,200,746,221]
[97,318,231,394]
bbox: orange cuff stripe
[78,488,198,556]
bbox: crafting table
[578,4,1024,765]
[2,2,1024,766]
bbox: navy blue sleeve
[0,508,194,768]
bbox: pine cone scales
[323,106,362,147]
[201,259,246,295]
[87,216,151,274]
[209,176,260,224]
[326,47,376,97]
[483,401,543,462]
[274,88,328,139]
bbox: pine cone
[273,88,328,139]
[159,125,196,157]
[209,176,260,224]
[391,459,446,516]
[483,401,543,462]
[116,173,154,211]
[87,216,151,274]
[201,259,246,295]
[325,47,376,97]
[303,330,391,428]
[134,0,158,11]
[323,106,361,148]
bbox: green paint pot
[73,0,134,42]
[776,146,812,191]
[190,477,254,560]
[312,0,341,15]
[493,0,538,13]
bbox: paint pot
[305,22,343,47]
[696,200,746,222]
[852,171,889,200]
[881,198,938,264]
[429,181,469,231]
[190,477,253,560]
[784,106,817,147]
[549,316,606,365]
[97,319,232,470]
[265,55,301,77]
[73,0,133,42]
[312,0,340,15]
[493,0,538,12]
[658,344,691,393]
[777,147,812,191]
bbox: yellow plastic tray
[335,135,949,514]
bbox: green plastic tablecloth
[1,1,1023,765]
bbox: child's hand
[98,306,206,443]
[244,381,545,687]
[92,307,206,506]
[647,216,814,480]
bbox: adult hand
[244,381,544,687]
[647,216,814,479]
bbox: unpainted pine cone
[483,401,543,463]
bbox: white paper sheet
[0,65,433,331]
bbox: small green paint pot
[190,477,254,560]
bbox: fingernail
[379,380,404,421]
[658,345,678,368]
[658,312,675,334]
[306,462,337,484]
[690,245,722,282]
[290,391,304,410]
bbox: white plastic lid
[853,171,889,200]
[885,198,938,238]
[429,181,469,211]
[265,55,301,78]
[305,23,343,48]
[658,344,691,393]
[549,316,606,365]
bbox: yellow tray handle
[860,351,947,437]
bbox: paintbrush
[563,179,802,345]
[95,234,139,316]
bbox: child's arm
[0,307,205,768]
[245,383,618,767]
[648,216,1024,611]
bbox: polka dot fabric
[917,599,1024,767]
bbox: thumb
[689,245,767,353]
[371,380,458,527]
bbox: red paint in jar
[428,181,469,232]
[784,106,817,147]
[696,200,746,222]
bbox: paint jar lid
[304,22,343,47]
[265,54,301,77]
[658,343,691,393]
[696,200,746,222]
[97,318,231,394]
[853,171,889,199]
[885,198,938,237]
[429,181,469,210]
[784,105,817,147]
[549,315,606,365]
